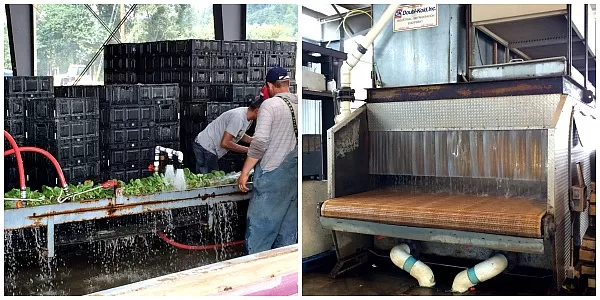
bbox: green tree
[4,19,10,70]
[35,4,104,77]
[246,4,298,40]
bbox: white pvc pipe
[154,146,184,174]
[390,244,435,287]
[451,253,508,293]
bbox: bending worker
[193,100,261,174]
[238,67,298,254]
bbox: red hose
[156,231,245,251]
[4,146,68,189]
[4,131,26,196]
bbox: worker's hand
[238,171,250,192]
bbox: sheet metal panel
[372,4,466,87]
[327,106,369,198]
[370,130,548,182]
[367,94,564,131]
[549,95,572,290]
[320,217,545,254]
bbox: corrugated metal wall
[302,99,322,135]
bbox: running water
[173,169,187,191]
[164,165,175,186]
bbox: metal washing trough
[319,75,596,289]
[4,184,252,257]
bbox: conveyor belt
[321,189,547,238]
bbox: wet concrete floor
[302,258,559,296]
[4,233,244,296]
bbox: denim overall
[245,147,298,254]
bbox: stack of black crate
[3,77,53,189]
[98,84,180,182]
[25,83,101,188]
[104,43,140,85]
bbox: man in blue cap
[238,66,298,254]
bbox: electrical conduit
[157,231,244,251]
[337,4,399,123]
[4,131,27,198]
[4,146,69,190]
[390,244,436,287]
[451,253,508,293]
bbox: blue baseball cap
[266,67,290,83]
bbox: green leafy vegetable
[4,168,239,209]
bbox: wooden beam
[89,245,299,296]
[582,265,596,276]
[580,248,595,263]
[582,238,596,250]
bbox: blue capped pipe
[451,253,508,293]
[390,244,435,287]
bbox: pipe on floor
[451,253,508,293]
[4,131,27,198]
[157,231,244,251]
[390,244,436,287]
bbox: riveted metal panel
[549,95,573,290]
[367,94,563,132]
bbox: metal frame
[4,184,252,257]
[213,4,247,41]
[5,4,35,76]
[321,217,546,254]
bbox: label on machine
[393,4,438,32]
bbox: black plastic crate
[104,43,139,57]
[155,122,180,143]
[191,55,211,69]
[53,86,105,99]
[181,118,208,136]
[190,39,221,54]
[232,84,261,104]
[105,71,139,85]
[180,84,210,101]
[209,85,232,102]
[279,53,296,68]
[211,70,231,84]
[138,84,179,103]
[248,68,267,83]
[41,161,101,185]
[5,76,54,95]
[4,134,25,151]
[27,120,100,144]
[248,53,266,67]
[288,67,296,80]
[272,41,297,53]
[211,55,229,69]
[104,57,138,70]
[102,147,154,170]
[104,85,139,105]
[28,97,100,120]
[249,41,272,52]
[156,102,180,123]
[173,70,211,84]
[222,41,249,53]
[5,119,26,137]
[181,102,207,119]
[5,97,25,118]
[101,127,154,149]
[100,105,155,128]
[43,138,100,166]
[230,55,248,69]
[266,53,279,67]
[231,70,248,84]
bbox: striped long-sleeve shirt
[248,92,298,172]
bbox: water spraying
[164,163,175,186]
[173,168,187,191]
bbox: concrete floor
[302,256,561,296]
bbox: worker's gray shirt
[248,92,298,172]
[195,107,251,159]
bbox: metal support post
[213,4,246,41]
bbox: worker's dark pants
[245,147,298,254]
[192,142,219,174]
